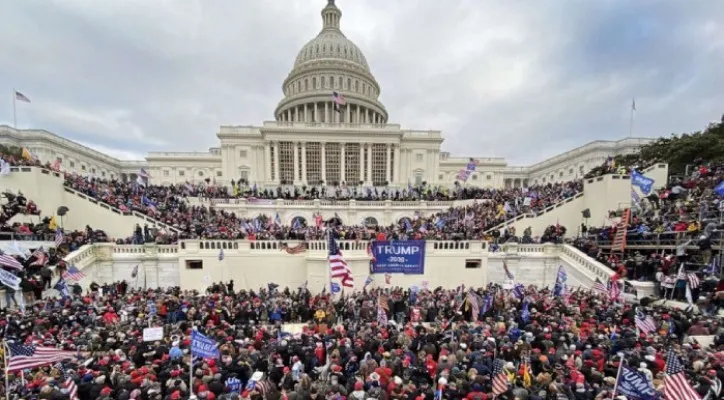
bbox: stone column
[393,144,400,185]
[366,144,373,185]
[340,143,346,184]
[324,103,329,123]
[293,142,300,184]
[346,103,351,124]
[365,109,370,124]
[273,142,280,183]
[385,144,392,184]
[301,142,307,184]
[321,142,327,184]
[314,103,318,122]
[359,144,364,184]
[264,142,272,182]
[304,104,308,122]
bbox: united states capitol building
[0,0,650,190]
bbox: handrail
[587,230,716,248]
[484,192,584,233]
[0,232,56,241]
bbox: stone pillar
[301,142,307,184]
[366,144,373,185]
[273,142,280,183]
[359,144,364,184]
[314,103,318,122]
[293,142,300,184]
[393,144,400,185]
[324,102,329,123]
[264,142,272,182]
[304,104,308,122]
[385,143,391,184]
[321,142,327,184]
[340,143,346,184]
[365,109,370,124]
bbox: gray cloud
[1,0,722,165]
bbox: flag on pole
[631,98,636,111]
[503,261,514,280]
[664,348,701,400]
[491,359,508,395]
[328,233,353,287]
[6,343,75,371]
[15,91,31,103]
[55,228,64,247]
[591,278,608,295]
[332,91,346,112]
[62,265,87,281]
[635,308,656,334]
[0,253,23,270]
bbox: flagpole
[628,98,635,138]
[12,89,17,129]
[611,355,624,399]
[3,340,10,400]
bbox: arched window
[347,78,351,89]
[291,216,307,228]
[321,76,325,88]
[313,77,317,88]
[363,217,379,226]
[330,76,335,88]
[305,79,309,90]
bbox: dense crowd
[1,277,722,400]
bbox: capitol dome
[274,0,388,125]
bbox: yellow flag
[22,147,33,160]
[49,216,57,230]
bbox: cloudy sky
[1,0,722,165]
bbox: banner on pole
[370,240,426,274]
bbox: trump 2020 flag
[191,330,220,359]
[615,364,658,400]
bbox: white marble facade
[0,0,651,189]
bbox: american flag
[491,359,508,395]
[59,366,79,400]
[15,90,31,103]
[0,253,23,270]
[376,302,388,326]
[55,227,64,247]
[686,273,700,289]
[6,343,76,371]
[332,91,346,106]
[608,277,621,300]
[591,278,608,295]
[664,348,701,400]
[467,289,481,321]
[635,308,657,334]
[328,233,353,287]
[62,265,86,281]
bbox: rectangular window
[164,170,170,177]
[414,172,423,186]
[240,170,249,181]
[325,143,341,184]
[371,144,386,185]
[186,260,203,269]
[345,143,360,184]
[415,153,423,162]
[306,142,322,184]
[240,150,248,158]
[465,259,481,269]
[179,170,185,176]
[70,161,75,168]
[279,141,295,183]
[216,171,222,177]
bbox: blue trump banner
[371,240,426,274]
[616,365,658,400]
[631,170,655,195]
[191,330,220,359]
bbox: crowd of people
[1,277,722,400]
[1,145,583,243]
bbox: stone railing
[63,185,181,233]
[484,192,584,233]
